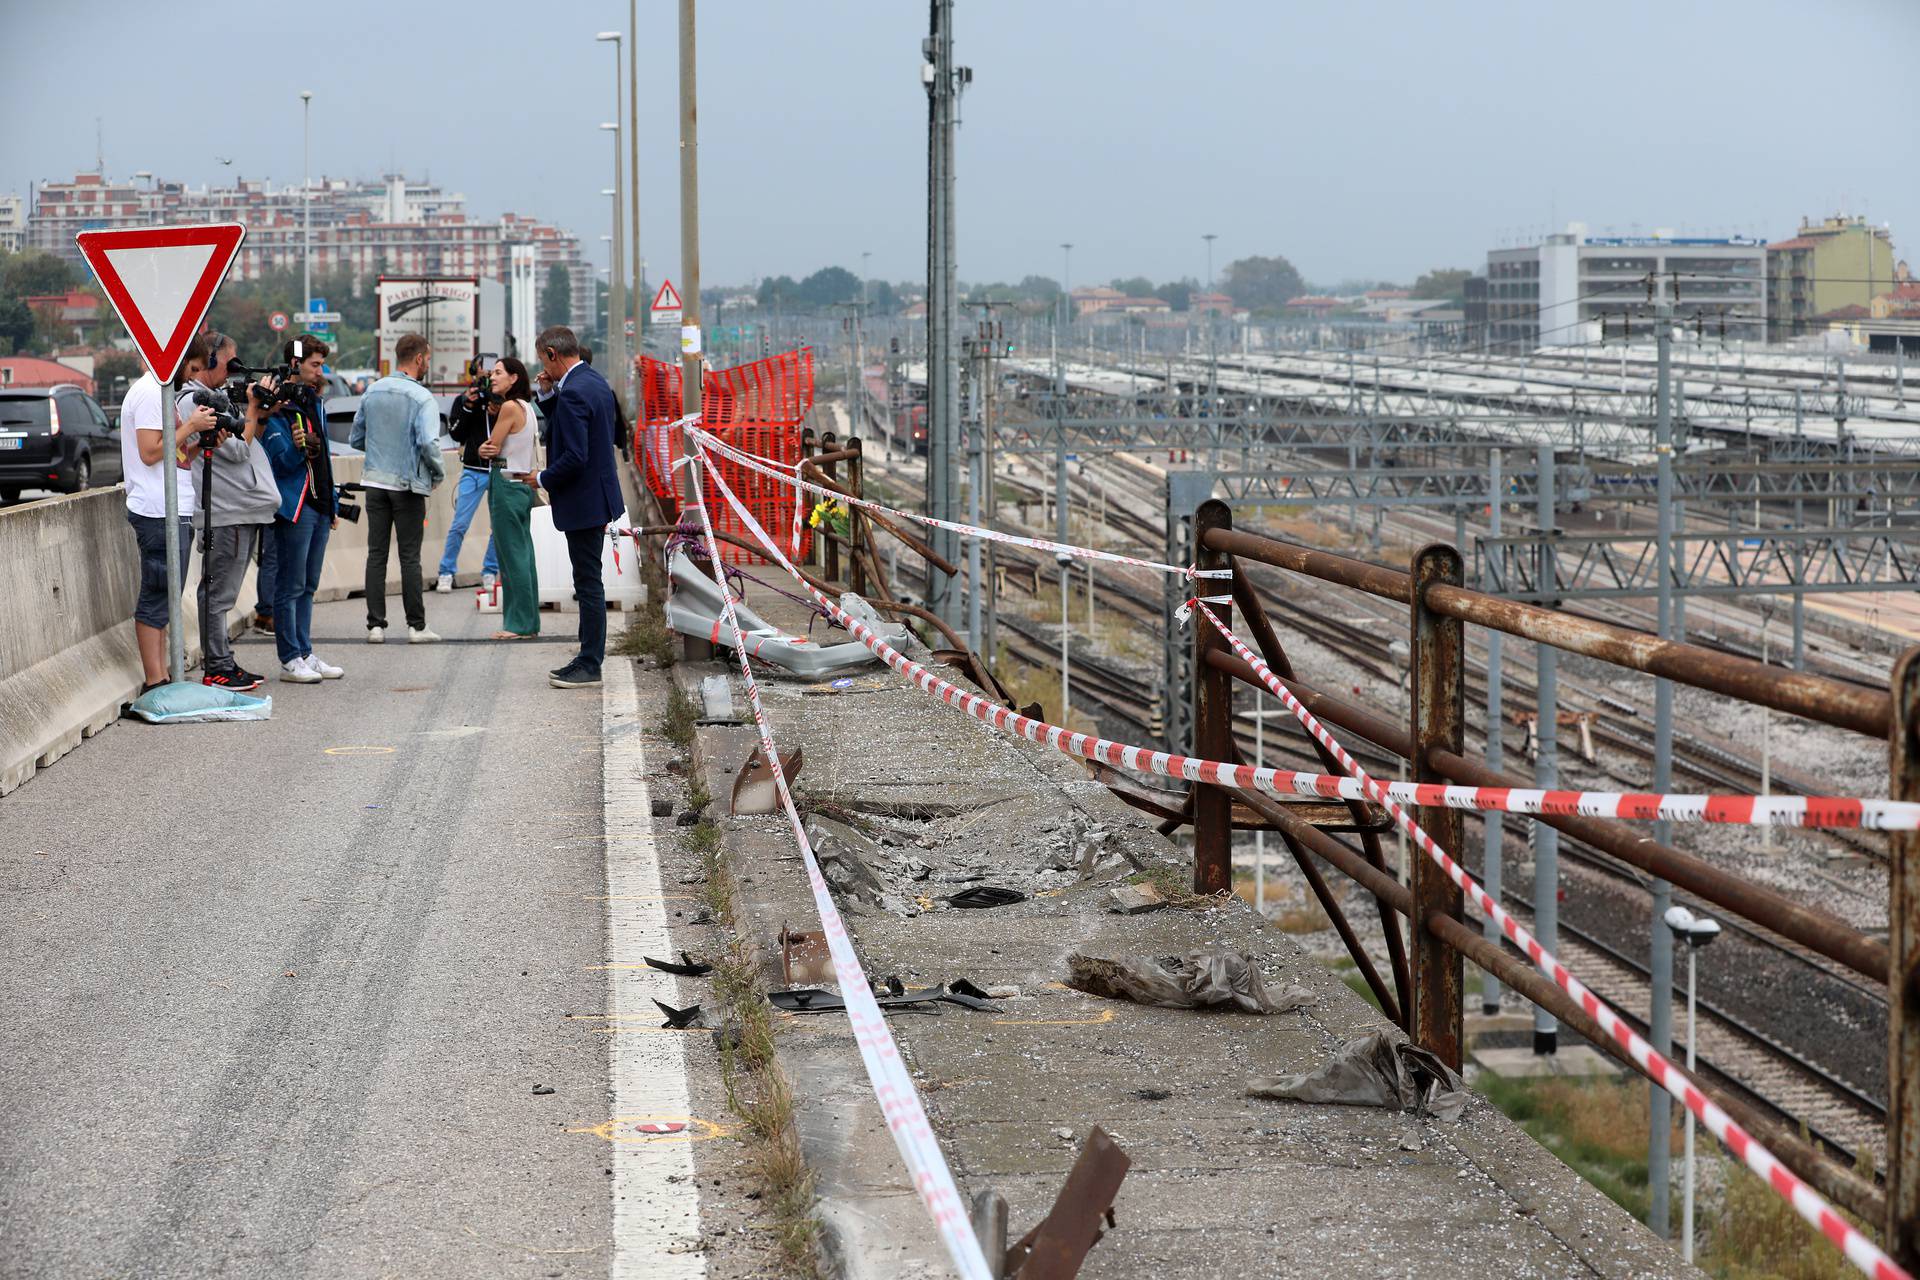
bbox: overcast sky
[5,1,1916,292]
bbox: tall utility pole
[1060,242,1073,347]
[628,0,641,362]
[1647,272,1679,1238]
[300,91,313,321]
[678,0,702,508]
[924,1,965,626]
[597,31,626,400]
[1203,232,1219,399]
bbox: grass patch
[1474,1073,1671,1222]
[693,822,821,1278]
[1126,862,1219,910]
[663,683,698,752]
[615,593,676,665]
[1700,1152,1879,1280]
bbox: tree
[1015,275,1060,303]
[0,249,77,301]
[1109,276,1154,299]
[1218,256,1304,312]
[757,274,800,310]
[1154,278,1196,312]
[540,263,573,329]
[797,266,860,309]
[0,296,32,355]
[1411,268,1472,305]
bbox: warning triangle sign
[650,279,683,313]
[76,223,247,383]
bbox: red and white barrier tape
[682,462,992,1280]
[690,425,1231,582]
[1192,600,1909,1280]
[691,442,1906,1280]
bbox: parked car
[0,385,122,503]
[320,394,457,453]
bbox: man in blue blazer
[532,325,625,688]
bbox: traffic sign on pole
[269,312,289,332]
[74,223,247,382]
[651,279,683,328]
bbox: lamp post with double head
[1664,905,1723,1265]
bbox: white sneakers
[436,573,454,593]
[367,626,385,644]
[408,626,443,644]
[481,571,497,590]
[280,657,322,684]
[308,653,344,679]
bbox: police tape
[689,424,1231,582]
[694,445,1909,1280]
[681,463,993,1280]
[1190,600,1910,1280]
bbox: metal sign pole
[160,374,184,684]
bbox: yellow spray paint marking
[323,745,396,757]
[991,1008,1116,1028]
[567,1115,737,1144]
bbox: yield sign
[650,279,683,315]
[75,223,247,383]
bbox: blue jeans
[438,467,498,578]
[564,526,606,676]
[273,505,330,665]
[255,529,278,616]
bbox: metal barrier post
[1191,499,1234,895]
[821,430,842,583]
[799,426,818,571]
[1889,646,1920,1268]
[847,437,867,596]
[1411,542,1466,1070]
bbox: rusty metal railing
[1185,497,1920,1259]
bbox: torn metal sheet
[1066,951,1312,1015]
[1246,1030,1469,1120]
[732,743,803,816]
[664,548,910,677]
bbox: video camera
[465,353,501,407]
[335,481,364,525]
[188,385,244,446]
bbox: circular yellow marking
[323,745,396,757]
[566,1115,737,1143]
[991,1008,1116,1028]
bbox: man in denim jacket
[349,333,447,643]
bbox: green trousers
[487,465,540,636]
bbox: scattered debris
[778,926,832,986]
[731,743,803,816]
[983,984,1021,1000]
[1132,1087,1172,1102]
[651,798,674,818]
[653,999,710,1030]
[1107,883,1166,915]
[531,1085,555,1096]
[645,951,714,977]
[946,885,1026,909]
[1246,1030,1469,1120]
[675,810,701,827]
[699,674,735,723]
[768,988,845,1013]
[1066,951,1313,1015]
[1053,1127,1074,1141]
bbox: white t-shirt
[121,373,198,519]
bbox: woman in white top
[477,356,540,638]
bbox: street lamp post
[596,32,627,403]
[1059,242,1073,346]
[1665,905,1723,1265]
[1056,551,1072,721]
[300,91,313,322]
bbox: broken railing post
[1003,1127,1131,1280]
[1888,645,1920,1269]
[1410,541,1467,1071]
[1191,498,1234,896]
[820,430,842,583]
[847,436,867,596]
[799,426,819,571]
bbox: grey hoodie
[180,385,282,528]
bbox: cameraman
[180,333,279,691]
[436,364,500,594]
[261,334,345,684]
[121,361,215,693]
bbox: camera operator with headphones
[261,334,345,684]
[179,331,281,692]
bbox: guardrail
[1184,497,1920,1261]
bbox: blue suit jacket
[537,361,624,532]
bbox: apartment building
[1766,215,1898,341]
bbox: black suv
[0,385,122,503]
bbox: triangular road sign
[651,279,683,314]
[75,223,247,383]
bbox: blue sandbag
[127,681,273,724]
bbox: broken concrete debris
[1246,1030,1469,1121]
[1107,883,1166,915]
[1066,951,1313,1015]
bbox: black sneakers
[203,664,264,692]
[548,661,602,689]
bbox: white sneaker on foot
[307,653,344,679]
[482,571,497,590]
[436,573,453,593]
[408,626,443,644]
[280,657,322,683]
[366,626,385,644]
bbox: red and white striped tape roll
[693,443,1909,1280]
[1192,601,1910,1280]
[691,425,1230,582]
[683,463,992,1280]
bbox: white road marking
[601,660,706,1278]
